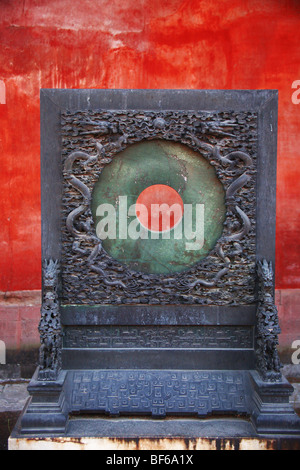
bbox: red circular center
[136,184,184,232]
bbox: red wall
[0,0,300,292]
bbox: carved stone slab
[12,90,300,438]
[63,326,253,350]
[61,109,257,306]
[69,370,249,417]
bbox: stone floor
[1,366,300,451]
[0,382,30,412]
[0,380,30,451]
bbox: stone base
[9,368,300,449]
[8,417,300,450]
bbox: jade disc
[91,140,226,274]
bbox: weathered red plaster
[0,80,5,104]
[0,0,299,294]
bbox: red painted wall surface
[0,0,300,293]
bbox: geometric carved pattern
[69,370,249,417]
[64,326,253,350]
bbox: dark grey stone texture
[12,89,300,439]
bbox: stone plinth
[9,417,300,451]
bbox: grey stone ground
[0,379,30,451]
[0,382,30,412]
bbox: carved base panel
[63,325,254,350]
[68,370,249,418]
[13,368,300,437]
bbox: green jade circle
[91,140,226,274]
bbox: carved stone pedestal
[19,369,68,435]
[10,90,300,447]
[250,371,300,435]
[9,399,300,450]
[13,368,300,442]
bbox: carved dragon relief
[61,110,257,305]
[256,260,282,382]
[38,260,62,380]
